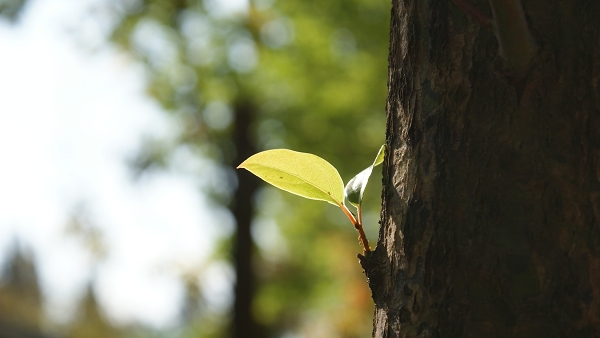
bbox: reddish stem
[357,205,363,230]
[341,204,371,253]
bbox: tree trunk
[361,0,600,336]
[231,101,262,338]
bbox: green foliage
[238,145,385,227]
[345,144,385,208]
[239,145,385,254]
[238,149,345,206]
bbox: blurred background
[0,0,389,337]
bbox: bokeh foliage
[109,0,390,336]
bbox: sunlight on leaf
[344,144,385,208]
[373,144,385,166]
[237,149,345,206]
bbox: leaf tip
[373,144,386,166]
[237,159,249,170]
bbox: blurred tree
[0,241,51,338]
[60,206,129,337]
[108,0,390,336]
[176,270,227,338]
[65,285,124,338]
[364,0,600,336]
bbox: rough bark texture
[361,0,600,336]
[231,101,261,338]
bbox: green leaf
[344,166,374,207]
[373,144,385,166]
[237,149,345,206]
[344,144,386,208]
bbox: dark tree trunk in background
[362,0,600,336]
[231,101,261,338]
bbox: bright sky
[0,0,234,328]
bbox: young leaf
[344,167,373,207]
[237,149,345,206]
[344,144,386,208]
[373,144,385,166]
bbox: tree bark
[231,101,262,338]
[361,0,600,336]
